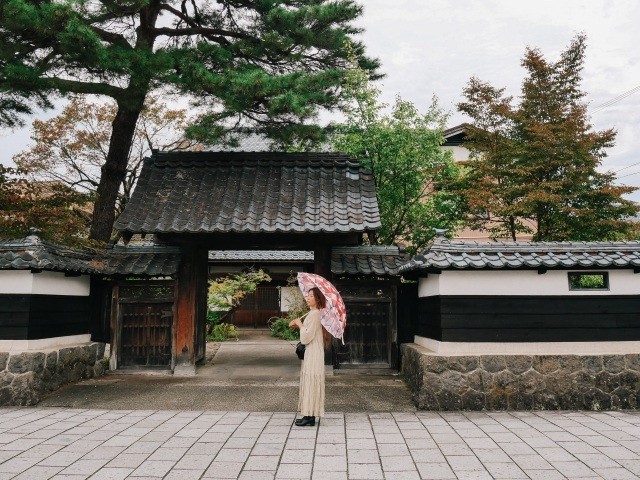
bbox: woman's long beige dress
[298,309,325,417]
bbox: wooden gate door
[116,282,175,369]
[231,286,280,327]
[334,284,396,369]
[119,300,173,368]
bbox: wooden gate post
[174,244,207,376]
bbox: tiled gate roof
[114,151,381,235]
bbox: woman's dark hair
[309,287,327,309]
[309,287,331,349]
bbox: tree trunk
[89,101,145,242]
[89,3,159,242]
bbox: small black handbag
[295,342,305,360]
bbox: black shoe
[295,416,315,427]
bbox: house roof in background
[400,238,640,272]
[442,123,469,146]
[209,246,409,276]
[114,151,381,235]
[209,250,314,263]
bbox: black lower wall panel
[417,295,640,342]
[0,294,90,340]
[0,296,30,340]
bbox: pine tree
[458,34,637,241]
[0,0,379,241]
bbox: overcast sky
[356,0,640,200]
[2,0,639,199]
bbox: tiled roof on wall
[331,246,410,276]
[0,235,181,276]
[400,238,640,272]
[114,151,381,235]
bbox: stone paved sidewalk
[1,408,640,479]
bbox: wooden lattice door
[117,282,174,369]
[334,284,395,368]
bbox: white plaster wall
[442,145,470,162]
[0,270,90,296]
[0,271,34,294]
[280,286,303,312]
[418,269,640,297]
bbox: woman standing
[289,287,331,427]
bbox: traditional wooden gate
[334,283,397,369]
[115,282,175,369]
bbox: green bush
[207,323,239,342]
[270,317,300,341]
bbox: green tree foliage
[0,0,379,242]
[458,34,638,241]
[0,165,91,245]
[332,64,463,253]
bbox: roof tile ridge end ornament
[25,229,44,247]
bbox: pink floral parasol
[297,272,347,344]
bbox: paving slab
[1,408,640,479]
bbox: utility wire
[614,160,640,174]
[592,84,640,113]
[616,169,640,180]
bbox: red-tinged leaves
[457,34,638,241]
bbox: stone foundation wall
[401,343,640,411]
[0,343,108,406]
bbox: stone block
[422,372,443,392]
[416,390,440,410]
[447,356,479,373]
[0,370,14,388]
[45,351,58,373]
[583,388,611,411]
[486,392,508,410]
[508,392,534,410]
[8,352,46,374]
[603,355,625,374]
[96,342,106,360]
[507,356,533,375]
[0,386,13,405]
[570,371,595,393]
[436,390,462,410]
[556,389,583,409]
[534,391,561,410]
[481,356,506,373]
[519,369,545,395]
[582,356,603,374]
[625,354,640,372]
[559,355,582,371]
[422,356,449,374]
[466,369,492,392]
[10,372,40,406]
[611,387,638,409]
[440,370,466,393]
[533,355,560,374]
[86,343,98,363]
[461,390,486,410]
[0,352,8,369]
[491,370,518,395]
